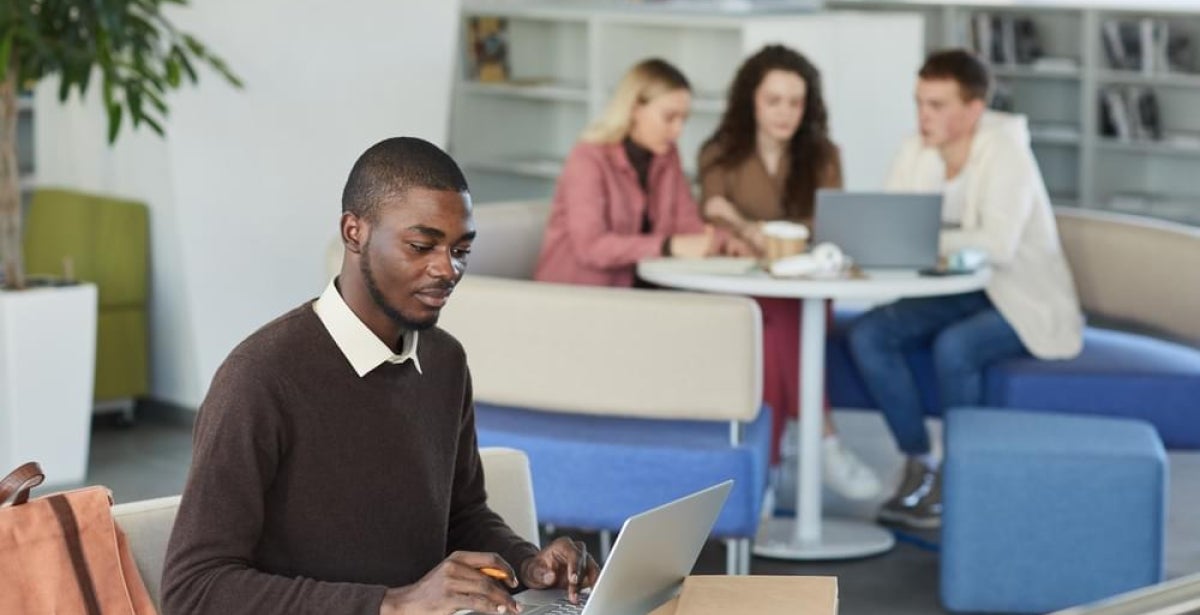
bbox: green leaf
[175,48,197,83]
[165,56,180,87]
[142,86,167,115]
[140,112,163,136]
[128,86,142,127]
[106,103,123,144]
[77,64,93,97]
[58,70,71,102]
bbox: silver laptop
[814,189,942,269]
[472,480,733,615]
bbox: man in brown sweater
[162,137,597,615]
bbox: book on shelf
[466,16,510,83]
[999,16,1018,67]
[1100,87,1132,141]
[969,13,1042,66]
[971,13,993,64]
[1102,17,1195,74]
[1100,86,1160,142]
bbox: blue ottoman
[942,408,1167,613]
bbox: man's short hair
[342,137,469,222]
[919,49,992,103]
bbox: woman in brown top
[698,45,880,500]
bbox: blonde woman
[535,58,743,286]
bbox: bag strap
[0,461,45,506]
[48,495,103,615]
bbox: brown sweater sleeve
[821,144,845,189]
[161,354,387,615]
[445,366,541,571]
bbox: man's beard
[360,247,438,332]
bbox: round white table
[637,257,991,560]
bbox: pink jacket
[534,141,707,287]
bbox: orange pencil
[479,566,509,580]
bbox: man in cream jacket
[847,49,1084,529]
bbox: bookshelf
[829,0,1200,226]
[450,1,923,203]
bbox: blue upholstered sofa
[828,208,1200,449]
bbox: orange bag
[0,462,157,614]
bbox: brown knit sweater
[162,302,539,615]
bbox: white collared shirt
[312,279,423,378]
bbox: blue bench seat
[475,403,771,539]
[826,310,1200,449]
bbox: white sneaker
[821,437,883,500]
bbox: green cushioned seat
[24,189,149,403]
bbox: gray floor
[82,405,1200,615]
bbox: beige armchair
[112,447,540,608]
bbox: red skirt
[755,297,833,464]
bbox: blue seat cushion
[475,403,771,538]
[987,328,1200,448]
[827,309,1200,448]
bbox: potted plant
[0,0,239,486]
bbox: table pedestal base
[753,517,895,560]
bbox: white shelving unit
[829,0,1200,226]
[451,1,923,203]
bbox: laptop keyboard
[520,594,589,615]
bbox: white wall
[35,0,460,408]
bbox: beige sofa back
[438,200,763,423]
[111,447,539,609]
[1056,208,1200,344]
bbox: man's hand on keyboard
[519,537,600,604]
[380,550,520,615]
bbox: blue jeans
[846,291,1028,455]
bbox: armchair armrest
[480,447,539,546]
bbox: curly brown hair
[700,45,835,220]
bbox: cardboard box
[649,575,838,615]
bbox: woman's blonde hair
[580,58,691,144]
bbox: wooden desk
[649,575,838,614]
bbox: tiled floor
[80,405,1200,615]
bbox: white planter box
[0,283,98,487]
